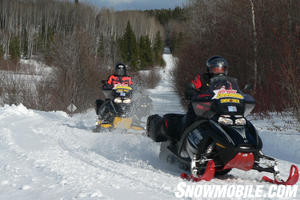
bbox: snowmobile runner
[147,75,299,185]
[94,84,144,132]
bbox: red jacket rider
[105,63,133,89]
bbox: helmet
[115,63,127,76]
[206,56,228,76]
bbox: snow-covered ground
[0,54,299,200]
[0,59,54,84]
[0,59,54,105]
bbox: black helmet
[115,63,127,76]
[206,56,228,76]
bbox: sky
[80,0,186,10]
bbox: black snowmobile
[147,75,299,185]
[94,83,144,132]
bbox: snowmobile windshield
[112,85,133,99]
[192,76,255,118]
[209,75,240,91]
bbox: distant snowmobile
[94,84,144,132]
[147,75,299,185]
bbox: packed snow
[0,54,299,200]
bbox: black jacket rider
[185,56,229,127]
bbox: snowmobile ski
[262,164,299,185]
[181,160,215,182]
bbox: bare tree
[249,0,258,91]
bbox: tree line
[0,0,165,66]
[0,0,165,112]
[144,7,186,54]
[174,0,300,123]
[118,22,164,70]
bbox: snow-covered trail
[0,54,299,200]
[147,55,184,115]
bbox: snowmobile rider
[185,56,229,126]
[103,63,133,90]
[98,63,133,124]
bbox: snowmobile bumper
[223,152,254,171]
[96,117,144,131]
[113,117,132,129]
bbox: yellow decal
[114,85,132,91]
[131,126,144,131]
[221,99,240,103]
[216,143,226,149]
[101,124,113,128]
[116,89,129,93]
[216,93,244,99]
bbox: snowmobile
[94,84,144,132]
[147,75,299,185]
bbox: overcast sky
[80,0,186,10]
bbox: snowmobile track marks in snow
[58,139,175,196]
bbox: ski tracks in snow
[0,105,177,199]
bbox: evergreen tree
[145,7,186,26]
[22,30,28,58]
[118,21,139,70]
[139,36,146,68]
[9,36,21,60]
[170,32,184,54]
[139,35,153,69]
[153,31,164,65]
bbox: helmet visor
[210,66,228,75]
[115,68,125,76]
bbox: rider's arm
[185,82,197,100]
[191,74,202,90]
[186,74,211,100]
[103,75,114,90]
[185,74,202,100]
[122,76,133,85]
[128,77,133,85]
[107,75,116,85]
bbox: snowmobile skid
[147,76,299,185]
